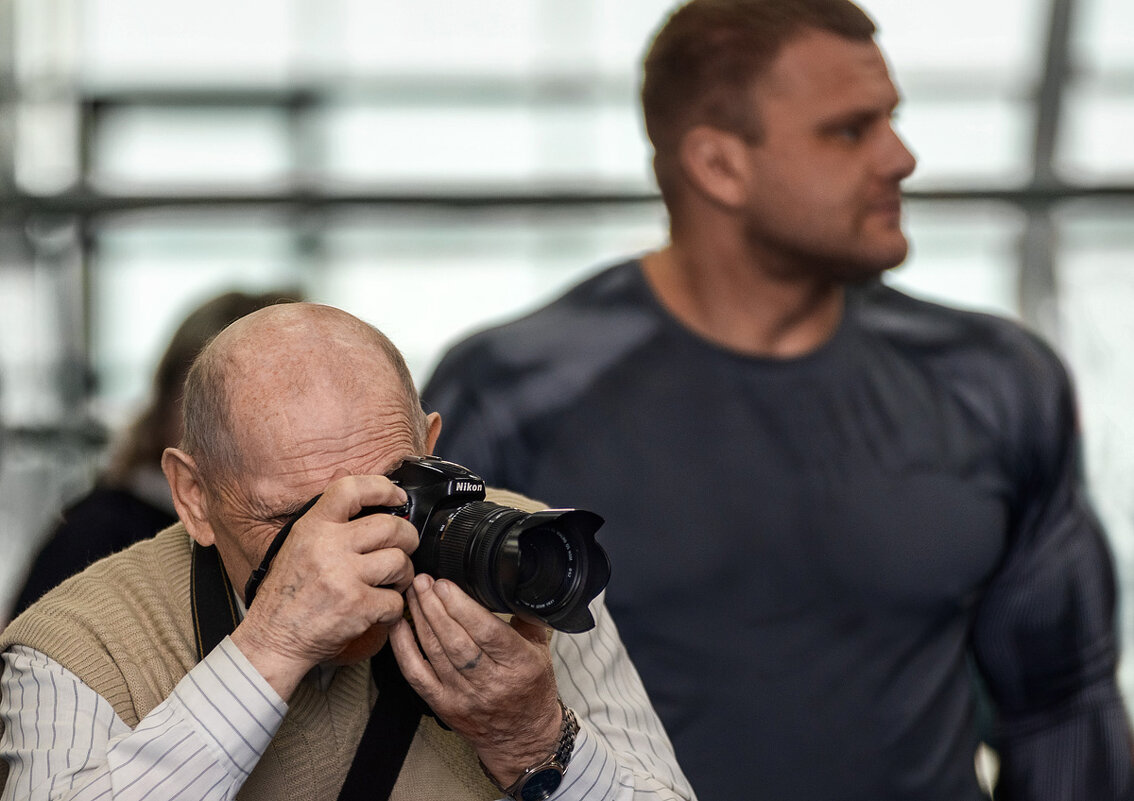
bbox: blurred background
[0,0,1131,694]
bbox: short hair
[180,309,428,486]
[180,334,240,485]
[641,0,877,197]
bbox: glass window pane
[80,0,296,85]
[862,0,1046,81]
[321,103,652,188]
[318,206,666,382]
[86,207,668,418]
[1058,89,1134,182]
[89,216,302,420]
[899,98,1034,187]
[328,0,540,75]
[15,100,81,193]
[90,108,293,190]
[884,202,1024,318]
[592,1,685,73]
[1055,203,1134,700]
[1076,0,1134,73]
[0,255,69,425]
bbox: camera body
[366,456,610,633]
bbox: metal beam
[0,183,1131,220]
[0,0,17,193]
[1018,0,1077,340]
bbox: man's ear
[161,447,217,547]
[678,125,751,209]
[424,412,442,455]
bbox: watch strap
[482,698,579,800]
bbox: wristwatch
[483,699,579,801]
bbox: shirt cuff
[166,636,288,779]
[551,722,624,801]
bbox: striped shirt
[0,594,694,801]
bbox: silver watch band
[481,698,579,800]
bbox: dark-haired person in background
[422,0,1134,798]
[9,289,301,618]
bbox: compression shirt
[423,259,1133,801]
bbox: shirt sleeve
[970,352,1134,801]
[549,593,696,801]
[0,637,286,801]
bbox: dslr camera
[245,456,610,633]
[371,456,611,633]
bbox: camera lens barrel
[417,502,608,633]
[433,501,527,613]
[381,456,610,632]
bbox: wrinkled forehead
[227,358,417,494]
[231,341,400,428]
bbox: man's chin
[331,624,389,666]
[840,240,909,281]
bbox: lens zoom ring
[439,502,523,603]
[437,502,500,578]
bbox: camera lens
[418,502,609,632]
[516,526,577,611]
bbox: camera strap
[190,537,428,801]
[189,541,240,662]
[338,645,425,801]
[244,494,321,607]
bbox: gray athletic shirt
[423,260,1133,801]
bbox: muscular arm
[0,639,285,801]
[971,347,1134,801]
[972,482,1134,799]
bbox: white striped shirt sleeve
[549,593,696,801]
[1,598,692,801]
[0,637,286,801]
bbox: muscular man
[423,1,1134,798]
[0,302,693,801]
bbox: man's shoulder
[1,524,197,725]
[428,259,654,385]
[2,525,194,661]
[856,281,1066,383]
[855,282,1076,452]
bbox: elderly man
[0,302,693,801]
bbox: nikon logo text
[454,481,481,493]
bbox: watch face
[518,767,563,801]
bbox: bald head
[181,303,427,487]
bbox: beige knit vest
[0,505,547,801]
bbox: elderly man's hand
[232,475,420,699]
[388,574,563,787]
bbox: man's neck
[641,243,846,358]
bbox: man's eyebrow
[257,499,311,522]
[816,99,900,132]
[819,108,877,128]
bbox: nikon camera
[366,456,611,633]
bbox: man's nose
[883,124,918,181]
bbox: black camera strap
[190,541,240,661]
[244,494,321,607]
[338,645,425,801]
[190,533,427,801]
